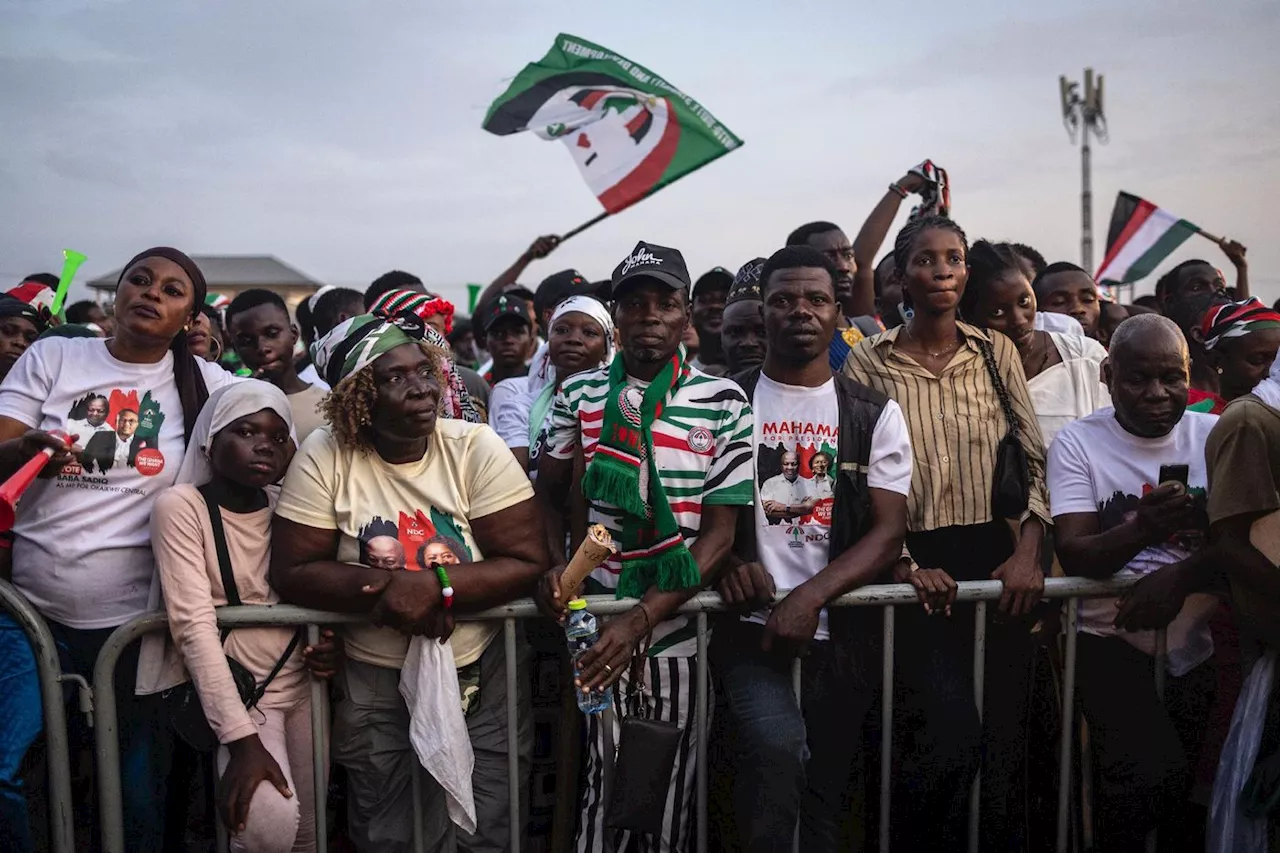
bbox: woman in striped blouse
[843,215,1051,853]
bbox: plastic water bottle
[565,599,612,715]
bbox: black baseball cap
[611,240,690,295]
[535,269,591,315]
[692,267,734,300]
[478,293,533,334]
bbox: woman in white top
[488,295,615,476]
[0,247,237,851]
[960,240,1109,446]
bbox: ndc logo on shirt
[687,426,713,454]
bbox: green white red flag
[1095,192,1202,287]
[482,34,743,214]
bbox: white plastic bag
[1208,651,1277,853]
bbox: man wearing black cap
[721,258,768,376]
[536,240,754,853]
[534,269,593,337]
[689,267,733,376]
[478,293,536,386]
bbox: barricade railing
[0,579,88,853]
[84,575,1155,853]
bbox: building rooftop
[87,255,322,291]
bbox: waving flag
[483,34,743,214]
[1096,192,1202,287]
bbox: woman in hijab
[271,307,548,853]
[0,247,235,851]
[488,295,615,476]
[137,382,317,853]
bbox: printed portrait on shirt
[356,508,473,572]
[756,421,837,529]
[65,389,167,478]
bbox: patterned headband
[1200,297,1280,350]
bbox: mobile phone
[1158,464,1190,488]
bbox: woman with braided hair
[844,215,1051,852]
[272,308,548,853]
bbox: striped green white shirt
[547,364,754,656]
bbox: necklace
[904,324,961,359]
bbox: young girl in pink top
[138,381,327,853]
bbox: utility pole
[1059,69,1108,275]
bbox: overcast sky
[3,0,1278,311]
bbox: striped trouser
[575,655,702,853]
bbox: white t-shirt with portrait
[0,337,236,628]
[747,375,913,640]
[1047,407,1219,675]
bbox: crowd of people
[0,161,1278,853]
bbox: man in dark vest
[714,245,913,852]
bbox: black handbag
[163,485,301,752]
[603,633,684,837]
[977,337,1031,519]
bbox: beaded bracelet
[430,562,454,609]
[889,182,909,200]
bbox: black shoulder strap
[198,484,240,644]
[196,483,301,701]
[198,484,242,608]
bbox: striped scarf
[583,346,699,598]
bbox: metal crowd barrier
[75,575,1158,853]
[0,580,91,853]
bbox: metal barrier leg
[696,612,709,853]
[1056,599,1079,853]
[792,657,801,853]
[880,606,895,853]
[0,581,76,853]
[92,615,163,853]
[968,601,987,853]
[505,618,520,853]
[307,625,329,853]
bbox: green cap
[567,598,587,611]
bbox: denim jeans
[710,617,880,853]
[0,612,42,853]
[46,620,173,853]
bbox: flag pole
[1196,227,1225,246]
[558,211,610,243]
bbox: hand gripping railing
[88,576,1157,853]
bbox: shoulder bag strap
[197,484,240,643]
[978,337,1020,438]
[196,483,302,705]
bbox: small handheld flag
[1095,193,1214,288]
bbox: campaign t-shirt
[0,338,236,628]
[274,419,533,670]
[1047,407,1219,675]
[546,364,754,656]
[746,375,912,639]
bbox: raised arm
[475,234,561,312]
[850,171,928,317]
[1219,238,1249,300]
